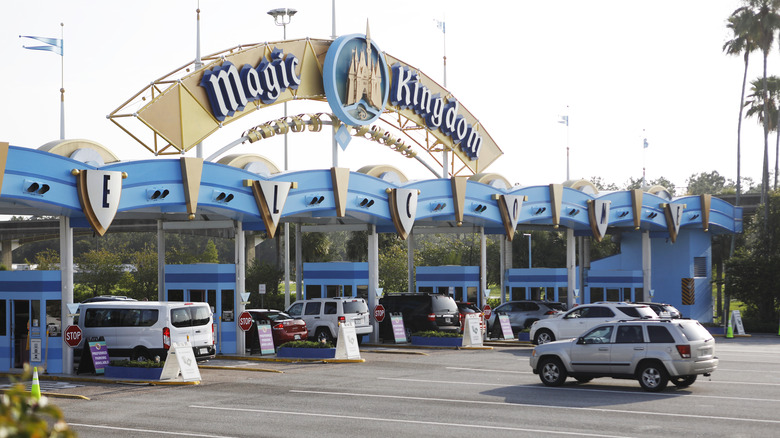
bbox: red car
[246,309,308,349]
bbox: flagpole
[60,22,65,140]
[642,129,647,188]
[436,17,448,178]
[565,106,570,181]
[195,2,203,158]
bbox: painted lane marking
[189,405,631,437]
[288,389,780,425]
[69,423,235,438]
[377,377,780,403]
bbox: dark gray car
[487,300,565,337]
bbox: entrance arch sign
[109,36,502,175]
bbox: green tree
[686,171,730,195]
[201,240,219,263]
[378,236,409,293]
[724,5,760,205]
[121,246,159,300]
[245,260,285,309]
[725,192,780,329]
[76,249,125,298]
[624,176,676,196]
[34,248,60,270]
[588,176,619,191]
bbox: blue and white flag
[20,35,63,56]
[643,138,649,149]
[558,115,569,126]
[435,20,445,34]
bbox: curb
[215,355,364,364]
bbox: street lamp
[523,233,532,269]
[268,7,296,309]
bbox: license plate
[444,317,451,322]
[199,347,209,354]
[294,334,301,340]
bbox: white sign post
[335,321,361,360]
[731,310,745,335]
[160,342,201,382]
[461,314,483,347]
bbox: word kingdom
[390,63,481,160]
[200,48,301,121]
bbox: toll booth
[415,266,481,305]
[165,264,237,354]
[505,268,569,304]
[584,270,644,303]
[302,262,369,299]
[0,271,63,373]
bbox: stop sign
[238,311,253,331]
[374,304,385,323]
[482,304,492,319]
[64,325,82,348]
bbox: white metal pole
[59,23,65,140]
[59,216,73,374]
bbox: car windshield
[343,300,368,314]
[432,295,458,312]
[262,311,292,322]
[546,302,566,311]
[677,321,712,341]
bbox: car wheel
[534,329,555,345]
[130,346,152,362]
[538,357,567,387]
[671,375,697,388]
[315,328,334,345]
[637,361,669,392]
[574,377,593,384]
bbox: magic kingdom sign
[110,33,502,173]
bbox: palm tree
[723,7,759,206]
[744,75,780,147]
[734,0,780,233]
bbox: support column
[157,220,165,301]
[480,227,487,307]
[501,235,512,303]
[407,232,415,293]
[0,240,13,269]
[642,231,652,301]
[367,225,379,343]
[59,217,74,374]
[245,232,256,267]
[284,222,290,309]
[566,228,576,309]
[235,221,246,355]
[295,224,302,301]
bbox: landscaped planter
[516,332,530,341]
[276,347,336,359]
[410,336,463,347]
[104,365,164,380]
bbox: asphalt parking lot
[5,335,780,437]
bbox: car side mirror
[577,337,586,345]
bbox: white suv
[529,319,718,391]
[285,297,372,344]
[529,302,657,344]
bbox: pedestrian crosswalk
[0,380,83,391]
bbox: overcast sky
[0,1,764,192]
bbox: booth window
[168,289,184,301]
[356,285,368,299]
[0,300,5,336]
[46,300,61,337]
[590,288,604,303]
[221,290,234,322]
[306,285,321,299]
[31,301,40,327]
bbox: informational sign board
[160,342,201,382]
[335,321,361,360]
[89,340,110,374]
[258,284,266,295]
[390,313,407,344]
[461,314,483,347]
[30,338,42,362]
[731,310,746,335]
[498,314,514,340]
[257,324,275,355]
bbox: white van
[76,301,215,361]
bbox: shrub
[278,340,334,348]
[411,330,461,338]
[0,365,76,437]
[109,359,164,368]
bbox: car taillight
[163,327,171,350]
[212,323,215,345]
[676,345,691,358]
[544,311,556,315]
[273,323,284,329]
[338,316,345,323]
[428,313,436,322]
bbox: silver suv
[529,319,718,391]
[529,302,657,344]
[285,297,372,344]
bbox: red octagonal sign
[238,311,253,331]
[482,304,492,320]
[374,304,385,323]
[64,325,82,348]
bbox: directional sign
[64,325,83,347]
[238,311,253,332]
[482,304,492,320]
[374,304,386,323]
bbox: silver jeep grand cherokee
[529,319,718,391]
